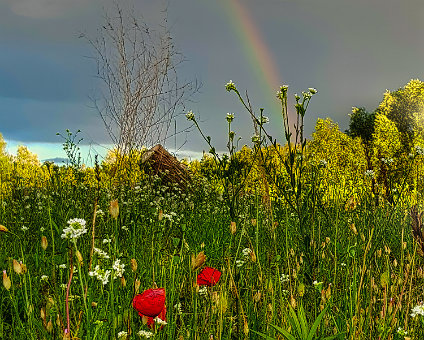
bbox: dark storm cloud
[1,0,424,153]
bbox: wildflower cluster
[89,265,111,285]
[61,218,87,240]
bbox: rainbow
[222,0,283,122]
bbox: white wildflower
[236,260,245,267]
[225,80,236,92]
[396,327,408,336]
[112,259,125,279]
[319,159,327,168]
[155,317,167,325]
[41,275,49,282]
[102,238,112,244]
[242,248,252,258]
[93,247,110,259]
[61,218,87,240]
[415,145,424,156]
[280,273,290,283]
[89,265,111,286]
[411,303,424,318]
[364,170,375,178]
[251,134,260,144]
[174,302,183,314]
[117,331,128,339]
[185,110,195,121]
[137,330,154,338]
[198,286,208,296]
[226,112,235,123]
[21,225,28,232]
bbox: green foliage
[372,114,402,161]
[376,79,424,149]
[346,107,376,145]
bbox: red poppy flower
[197,266,221,286]
[133,288,166,317]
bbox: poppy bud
[230,221,236,235]
[20,262,27,274]
[251,219,257,226]
[197,267,221,287]
[249,250,256,263]
[75,250,83,266]
[0,224,8,233]
[290,295,296,309]
[13,259,22,275]
[191,251,206,270]
[46,319,53,333]
[120,276,126,287]
[40,307,46,324]
[326,284,332,299]
[130,258,138,272]
[158,210,163,221]
[298,283,305,297]
[253,290,261,303]
[243,318,249,335]
[109,200,119,219]
[3,270,11,290]
[41,236,48,250]
[91,301,98,308]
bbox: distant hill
[42,157,69,164]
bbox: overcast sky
[1,0,424,162]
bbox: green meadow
[1,80,424,339]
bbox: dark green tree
[346,106,376,145]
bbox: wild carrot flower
[112,259,125,279]
[93,247,110,259]
[411,303,424,318]
[137,330,154,338]
[117,331,128,339]
[197,267,221,287]
[61,218,87,240]
[89,265,111,285]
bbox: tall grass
[1,82,424,339]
